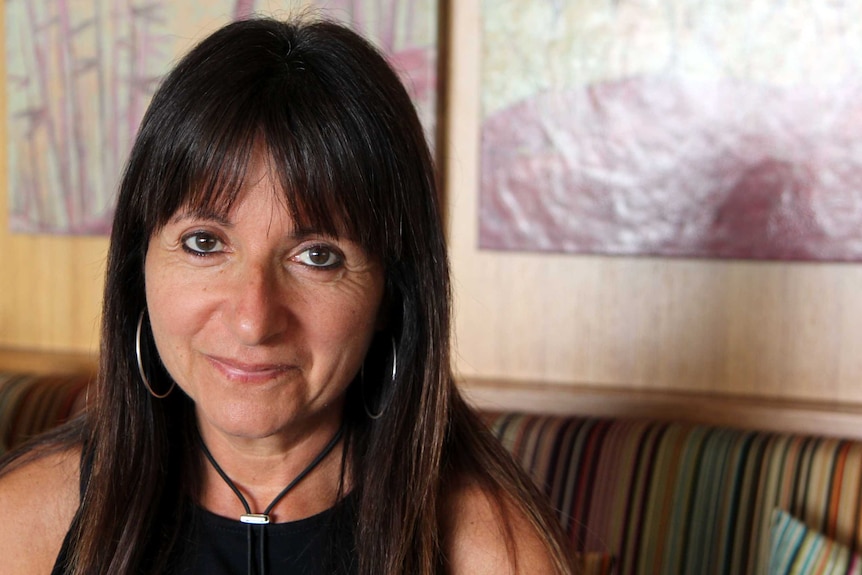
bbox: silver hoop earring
[362,337,397,420]
[136,310,175,399]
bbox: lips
[206,355,294,383]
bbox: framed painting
[480,0,862,262]
[6,0,438,234]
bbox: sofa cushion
[768,508,862,575]
[577,552,616,575]
[0,372,90,455]
[485,413,862,575]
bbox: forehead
[173,177,288,229]
[169,152,352,241]
[171,153,275,219]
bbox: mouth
[205,355,294,383]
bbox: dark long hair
[14,16,575,574]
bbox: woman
[0,16,576,574]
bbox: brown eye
[296,245,342,268]
[182,232,224,255]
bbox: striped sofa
[0,372,90,456]
[4,372,861,573]
[485,412,862,575]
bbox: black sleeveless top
[50,443,357,574]
[51,497,357,574]
[181,497,357,574]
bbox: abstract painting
[480,1,862,261]
[6,0,437,234]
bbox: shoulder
[440,476,561,575]
[0,446,81,573]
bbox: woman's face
[144,158,385,442]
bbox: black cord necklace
[199,425,345,575]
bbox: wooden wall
[0,3,106,361]
[3,1,862,430]
[445,0,862,410]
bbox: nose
[224,263,289,346]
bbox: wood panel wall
[445,0,862,407]
[0,4,107,357]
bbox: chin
[196,390,343,441]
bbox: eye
[182,231,224,255]
[294,245,343,268]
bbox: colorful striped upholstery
[5,375,862,573]
[768,508,862,575]
[0,372,90,456]
[486,413,862,575]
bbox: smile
[205,355,294,383]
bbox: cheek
[304,288,383,361]
[144,258,210,358]
[146,265,179,328]
[332,284,384,336]
[305,304,365,347]
[145,281,186,368]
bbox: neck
[197,416,347,523]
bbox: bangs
[156,105,376,250]
[133,18,421,263]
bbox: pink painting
[480,1,862,262]
[6,0,437,235]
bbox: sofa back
[5,371,862,573]
[485,412,862,575]
[0,372,90,456]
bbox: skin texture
[0,448,81,574]
[443,479,559,574]
[143,155,386,522]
